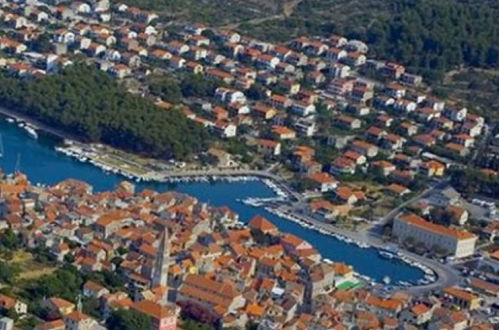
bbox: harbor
[0,112,432,285]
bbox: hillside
[120,0,499,81]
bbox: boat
[24,126,38,139]
[379,251,395,259]
[6,118,14,123]
[382,276,391,285]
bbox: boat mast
[15,153,21,173]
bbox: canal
[0,118,424,283]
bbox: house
[290,101,315,117]
[328,78,354,96]
[177,274,245,316]
[330,157,356,175]
[215,88,246,105]
[108,64,130,79]
[398,122,418,136]
[333,186,364,205]
[329,62,351,78]
[346,103,370,116]
[63,311,97,330]
[444,106,467,122]
[294,118,317,137]
[325,47,347,62]
[399,304,432,325]
[309,200,352,220]
[0,317,14,330]
[83,281,109,298]
[306,172,338,192]
[270,94,292,110]
[386,183,411,196]
[213,121,237,138]
[371,160,396,176]
[248,215,279,236]
[206,68,234,84]
[419,160,445,177]
[343,52,366,66]
[350,140,378,158]
[442,287,480,310]
[344,150,367,165]
[380,62,406,79]
[385,83,406,99]
[393,99,417,113]
[131,300,178,330]
[445,205,469,225]
[335,115,361,130]
[252,104,277,120]
[381,134,405,151]
[400,73,423,86]
[272,125,296,140]
[0,294,27,315]
[256,54,280,69]
[42,298,75,317]
[256,139,281,156]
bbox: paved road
[379,179,449,224]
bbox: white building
[0,317,13,330]
[393,214,477,258]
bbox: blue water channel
[0,117,424,283]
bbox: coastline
[0,108,449,291]
[262,205,439,287]
[0,105,81,142]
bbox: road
[379,179,449,224]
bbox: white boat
[24,126,38,139]
[382,276,391,285]
[379,251,395,259]
[6,118,14,123]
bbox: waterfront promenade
[157,168,303,202]
[272,203,461,294]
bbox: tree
[0,262,19,285]
[107,309,153,330]
[0,229,21,250]
[149,77,182,103]
[0,65,210,160]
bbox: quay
[0,110,451,291]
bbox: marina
[0,113,428,284]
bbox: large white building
[393,213,477,258]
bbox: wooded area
[0,65,210,159]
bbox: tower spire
[152,226,170,299]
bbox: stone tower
[152,227,170,291]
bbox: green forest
[0,65,209,159]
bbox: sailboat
[15,153,21,173]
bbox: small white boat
[6,118,14,123]
[24,126,38,139]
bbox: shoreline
[0,109,443,290]
[0,106,81,142]
[261,205,438,288]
